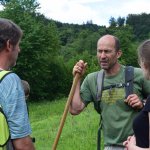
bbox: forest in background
[0,0,150,101]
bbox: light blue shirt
[0,73,32,139]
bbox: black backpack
[95,66,134,150]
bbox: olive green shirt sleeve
[80,72,98,106]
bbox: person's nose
[100,51,106,59]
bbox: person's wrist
[131,144,138,150]
[138,99,146,109]
[128,142,136,150]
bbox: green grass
[28,98,103,150]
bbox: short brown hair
[138,39,150,79]
[0,18,23,51]
[21,80,30,100]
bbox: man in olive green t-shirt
[69,34,150,150]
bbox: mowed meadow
[28,98,104,150]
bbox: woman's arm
[123,136,150,150]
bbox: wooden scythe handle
[52,73,80,150]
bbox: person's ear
[143,62,148,70]
[6,40,12,52]
[117,50,122,59]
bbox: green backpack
[0,70,12,150]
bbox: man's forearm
[12,136,35,150]
[69,80,85,115]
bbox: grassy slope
[28,98,103,150]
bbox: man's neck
[0,64,9,70]
[0,59,10,70]
[105,63,121,77]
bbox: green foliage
[109,17,117,27]
[0,0,40,14]
[0,0,62,100]
[106,25,138,66]
[117,16,125,27]
[45,56,72,99]
[126,13,150,41]
[0,0,148,100]
[0,0,10,5]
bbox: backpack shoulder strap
[148,112,150,147]
[94,70,105,114]
[96,66,134,103]
[0,106,10,147]
[0,70,12,83]
[96,69,105,102]
[96,66,134,150]
[96,70,105,150]
[0,70,12,148]
[125,66,134,98]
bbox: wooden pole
[52,73,80,150]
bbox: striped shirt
[0,73,32,139]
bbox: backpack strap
[125,66,134,98]
[96,69,105,101]
[149,112,150,148]
[0,70,12,83]
[96,66,134,110]
[0,106,10,147]
[96,70,105,150]
[95,69,105,113]
[0,70,12,148]
[96,66,134,150]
